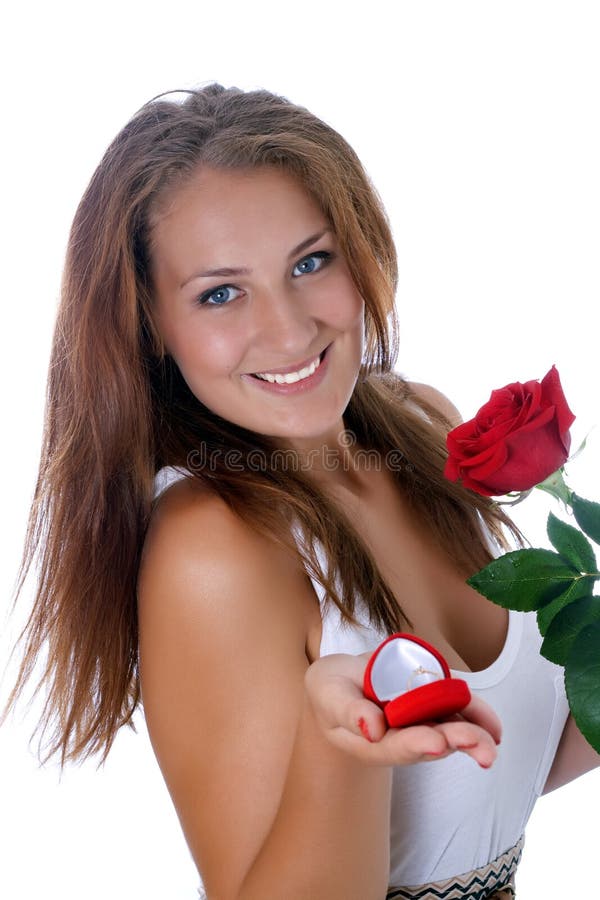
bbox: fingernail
[495,737,502,746]
[456,743,477,750]
[358,717,373,742]
[423,749,444,757]
[479,761,492,769]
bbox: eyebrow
[180,228,331,288]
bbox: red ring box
[363,632,471,728]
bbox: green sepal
[572,494,600,545]
[540,594,600,665]
[536,468,572,505]
[537,576,595,635]
[547,511,598,573]
[467,548,580,612]
[565,618,600,754]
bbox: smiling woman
[150,166,364,441]
[3,82,592,900]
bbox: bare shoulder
[138,479,314,684]
[140,476,306,623]
[407,381,463,427]
[136,478,318,895]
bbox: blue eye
[292,251,332,277]
[196,284,243,306]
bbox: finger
[378,723,452,763]
[346,696,388,744]
[343,713,499,769]
[326,719,450,765]
[306,651,371,691]
[432,719,498,768]
[305,657,387,739]
[458,695,503,746]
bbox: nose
[250,284,320,362]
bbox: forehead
[150,166,329,267]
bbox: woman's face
[151,166,365,446]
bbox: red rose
[444,366,575,496]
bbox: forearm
[238,690,393,900]
[543,714,600,794]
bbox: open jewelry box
[363,633,471,728]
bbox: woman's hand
[305,651,501,769]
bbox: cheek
[170,321,247,384]
[314,274,364,330]
[344,290,366,345]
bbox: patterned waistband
[386,833,524,900]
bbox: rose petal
[486,423,570,491]
[540,365,576,450]
[459,441,509,481]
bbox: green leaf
[547,511,598,573]
[541,595,600,665]
[565,619,600,753]
[537,576,595,635]
[467,548,580,612]
[572,494,600,545]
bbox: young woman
[6,83,598,899]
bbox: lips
[241,343,331,394]
[249,346,328,378]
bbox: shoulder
[375,372,462,427]
[139,477,310,637]
[143,476,261,573]
[406,381,463,428]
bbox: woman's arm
[137,482,393,900]
[543,714,600,794]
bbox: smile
[242,345,331,395]
[253,352,323,384]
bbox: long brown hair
[3,83,517,767]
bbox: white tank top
[298,530,570,887]
[154,467,569,888]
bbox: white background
[1,1,599,896]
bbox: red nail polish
[358,717,373,742]
[456,743,478,750]
[479,761,492,769]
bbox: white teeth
[254,353,322,384]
